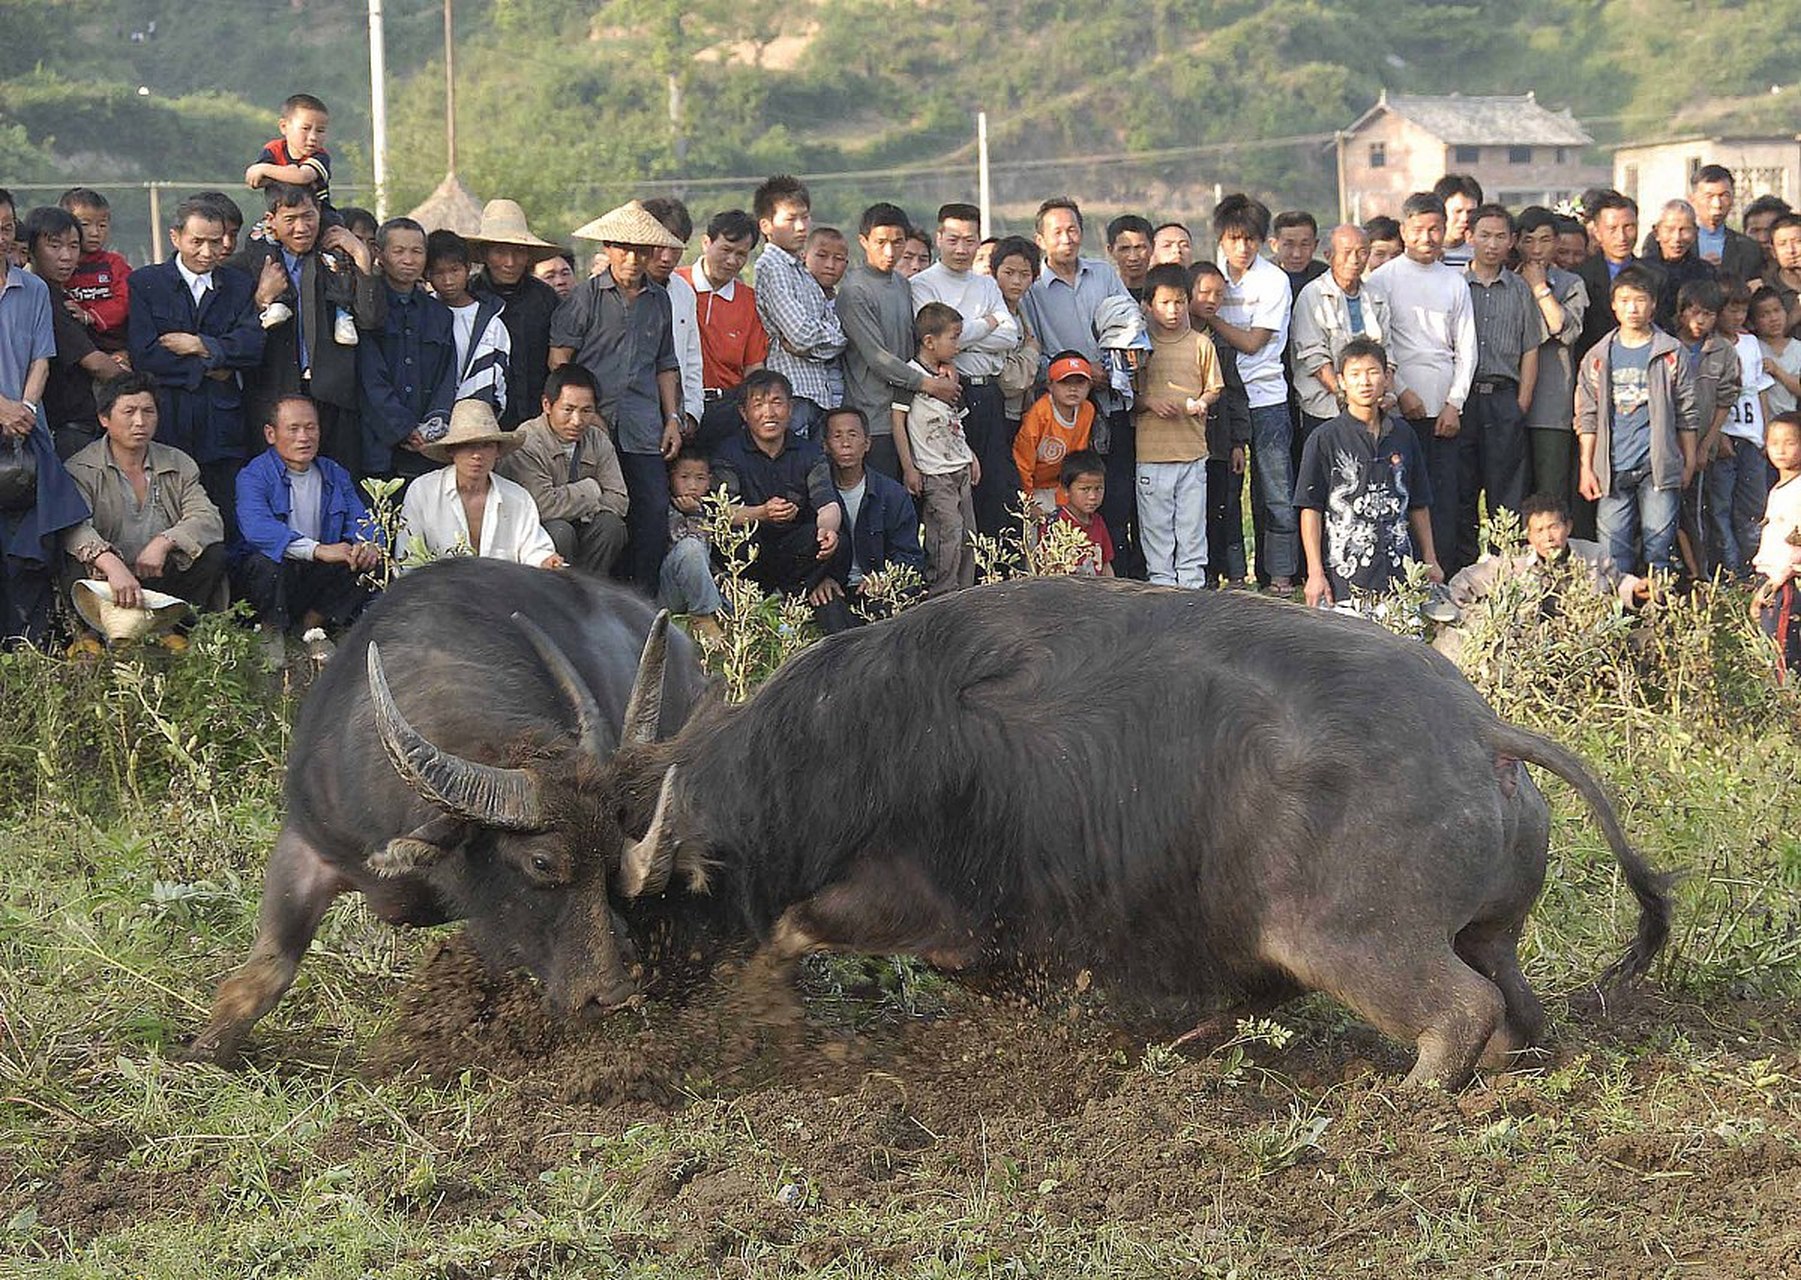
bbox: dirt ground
[29,936,1801,1276]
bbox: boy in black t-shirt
[1295,337,1443,608]
[246,94,337,226]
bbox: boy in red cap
[1013,350,1097,515]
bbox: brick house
[1612,136,1800,223]
[1336,91,1608,221]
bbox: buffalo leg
[1265,931,1505,1089]
[1455,922,1548,1069]
[186,827,346,1062]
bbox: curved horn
[366,642,548,830]
[617,766,679,898]
[620,611,671,745]
[510,612,612,760]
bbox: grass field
[2,581,1799,1278]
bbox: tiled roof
[1357,92,1593,147]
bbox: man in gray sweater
[836,202,961,478]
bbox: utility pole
[368,0,389,218]
[444,0,458,175]
[977,111,992,238]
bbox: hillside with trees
[4,0,1799,249]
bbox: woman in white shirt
[399,399,563,570]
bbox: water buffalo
[189,557,705,1061]
[602,577,1670,1088]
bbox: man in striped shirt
[752,175,845,440]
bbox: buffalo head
[364,611,686,1018]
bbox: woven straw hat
[570,200,685,248]
[72,579,193,645]
[420,399,526,464]
[466,199,563,261]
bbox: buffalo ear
[368,835,449,878]
[617,766,679,897]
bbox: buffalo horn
[366,642,548,830]
[618,767,679,897]
[620,611,671,745]
[510,612,611,760]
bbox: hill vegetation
[3,0,1799,242]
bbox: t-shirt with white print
[1727,331,1775,445]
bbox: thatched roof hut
[407,172,483,234]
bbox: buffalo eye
[531,854,553,874]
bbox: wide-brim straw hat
[570,200,685,248]
[465,199,564,261]
[420,399,527,464]
[72,578,193,645]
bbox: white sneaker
[333,308,358,346]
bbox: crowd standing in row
[0,90,1797,671]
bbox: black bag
[0,433,36,513]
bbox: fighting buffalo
[601,577,1669,1088]
[188,557,705,1061]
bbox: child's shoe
[333,307,358,346]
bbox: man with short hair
[680,209,768,452]
[1272,210,1327,298]
[497,362,629,576]
[1644,199,1718,331]
[551,200,686,588]
[1576,190,1664,358]
[1433,174,1484,268]
[63,372,228,615]
[1516,206,1589,508]
[129,197,265,528]
[359,216,456,479]
[1363,191,1478,574]
[642,196,705,443]
[752,175,846,438]
[1151,222,1193,268]
[1290,224,1390,445]
[1020,197,1137,573]
[1363,216,1403,273]
[23,205,125,460]
[1462,204,1545,560]
[911,201,1019,535]
[234,393,378,641]
[229,182,385,473]
[1210,193,1297,591]
[1744,195,1792,267]
[1553,214,1591,274]
[1106,214,1154,300]
[467,199,564,429]
[837,202,958,478]
[1683,164,1765,281]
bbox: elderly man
[1658,165,1765,282]
[911,201,1020,536]
[63,373,227,620]
[468,199,563,429]
[129,197,265,525]
[551,200,685,588]
[678,209,769,453]
[1290,224,1391,447]
[229,183,384,474]
[1644,199,1718,331]
[234,393,378,641]
[497,363,628,576]
[400,399,560,569]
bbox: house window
[1555,147,1567,164]
[1368,141,1386,168]
[1452,145,1480,165]
[1509,146,1532,165]
[1622,164,1639,204]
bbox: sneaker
[1420,585,1460,625]
[1266,578,1296,597]
[301,628,336,665]
[259,301,292,330]
[333,308,358,346]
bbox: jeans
[1136,458,1208,587]
[1704,441,1774,577]
[1248,403,1297,580]
[1470,384,1529,549]
[1206,456,1247,583]
[619,450,672,591]
[1597,465,1680,574]
[1409,415,1478,576]
[657,536,722,615]
[1099,408,1143,579]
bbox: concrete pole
[977,111,992,238]
[368,0,390,219]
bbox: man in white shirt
[1364,191,1478,575]
[644,198,705,441]
[911,201,1021,536]
[1211,193,1298,591]
[400,399,561,570]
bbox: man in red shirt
[58,188,132,354]
[679,209,770,452]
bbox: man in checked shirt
[752,175,846,442]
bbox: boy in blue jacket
[810,406,925,632]
[234,394,380,642]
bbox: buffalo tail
[1488,722,1673,988]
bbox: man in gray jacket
[1290,224,1391,445]
[836,202,961,478]
[1576,266,1699,576]
[497,363,628,575]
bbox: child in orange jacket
[1013,351,1096,513]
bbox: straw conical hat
[72,579,193,644]
[420,399,527,463]
[570,200,685,248]
[466,198,562,259]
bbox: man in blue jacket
[809,405,924,633]
[234,394,379,639]
[128,196,265,538]
[359,217,456,479]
